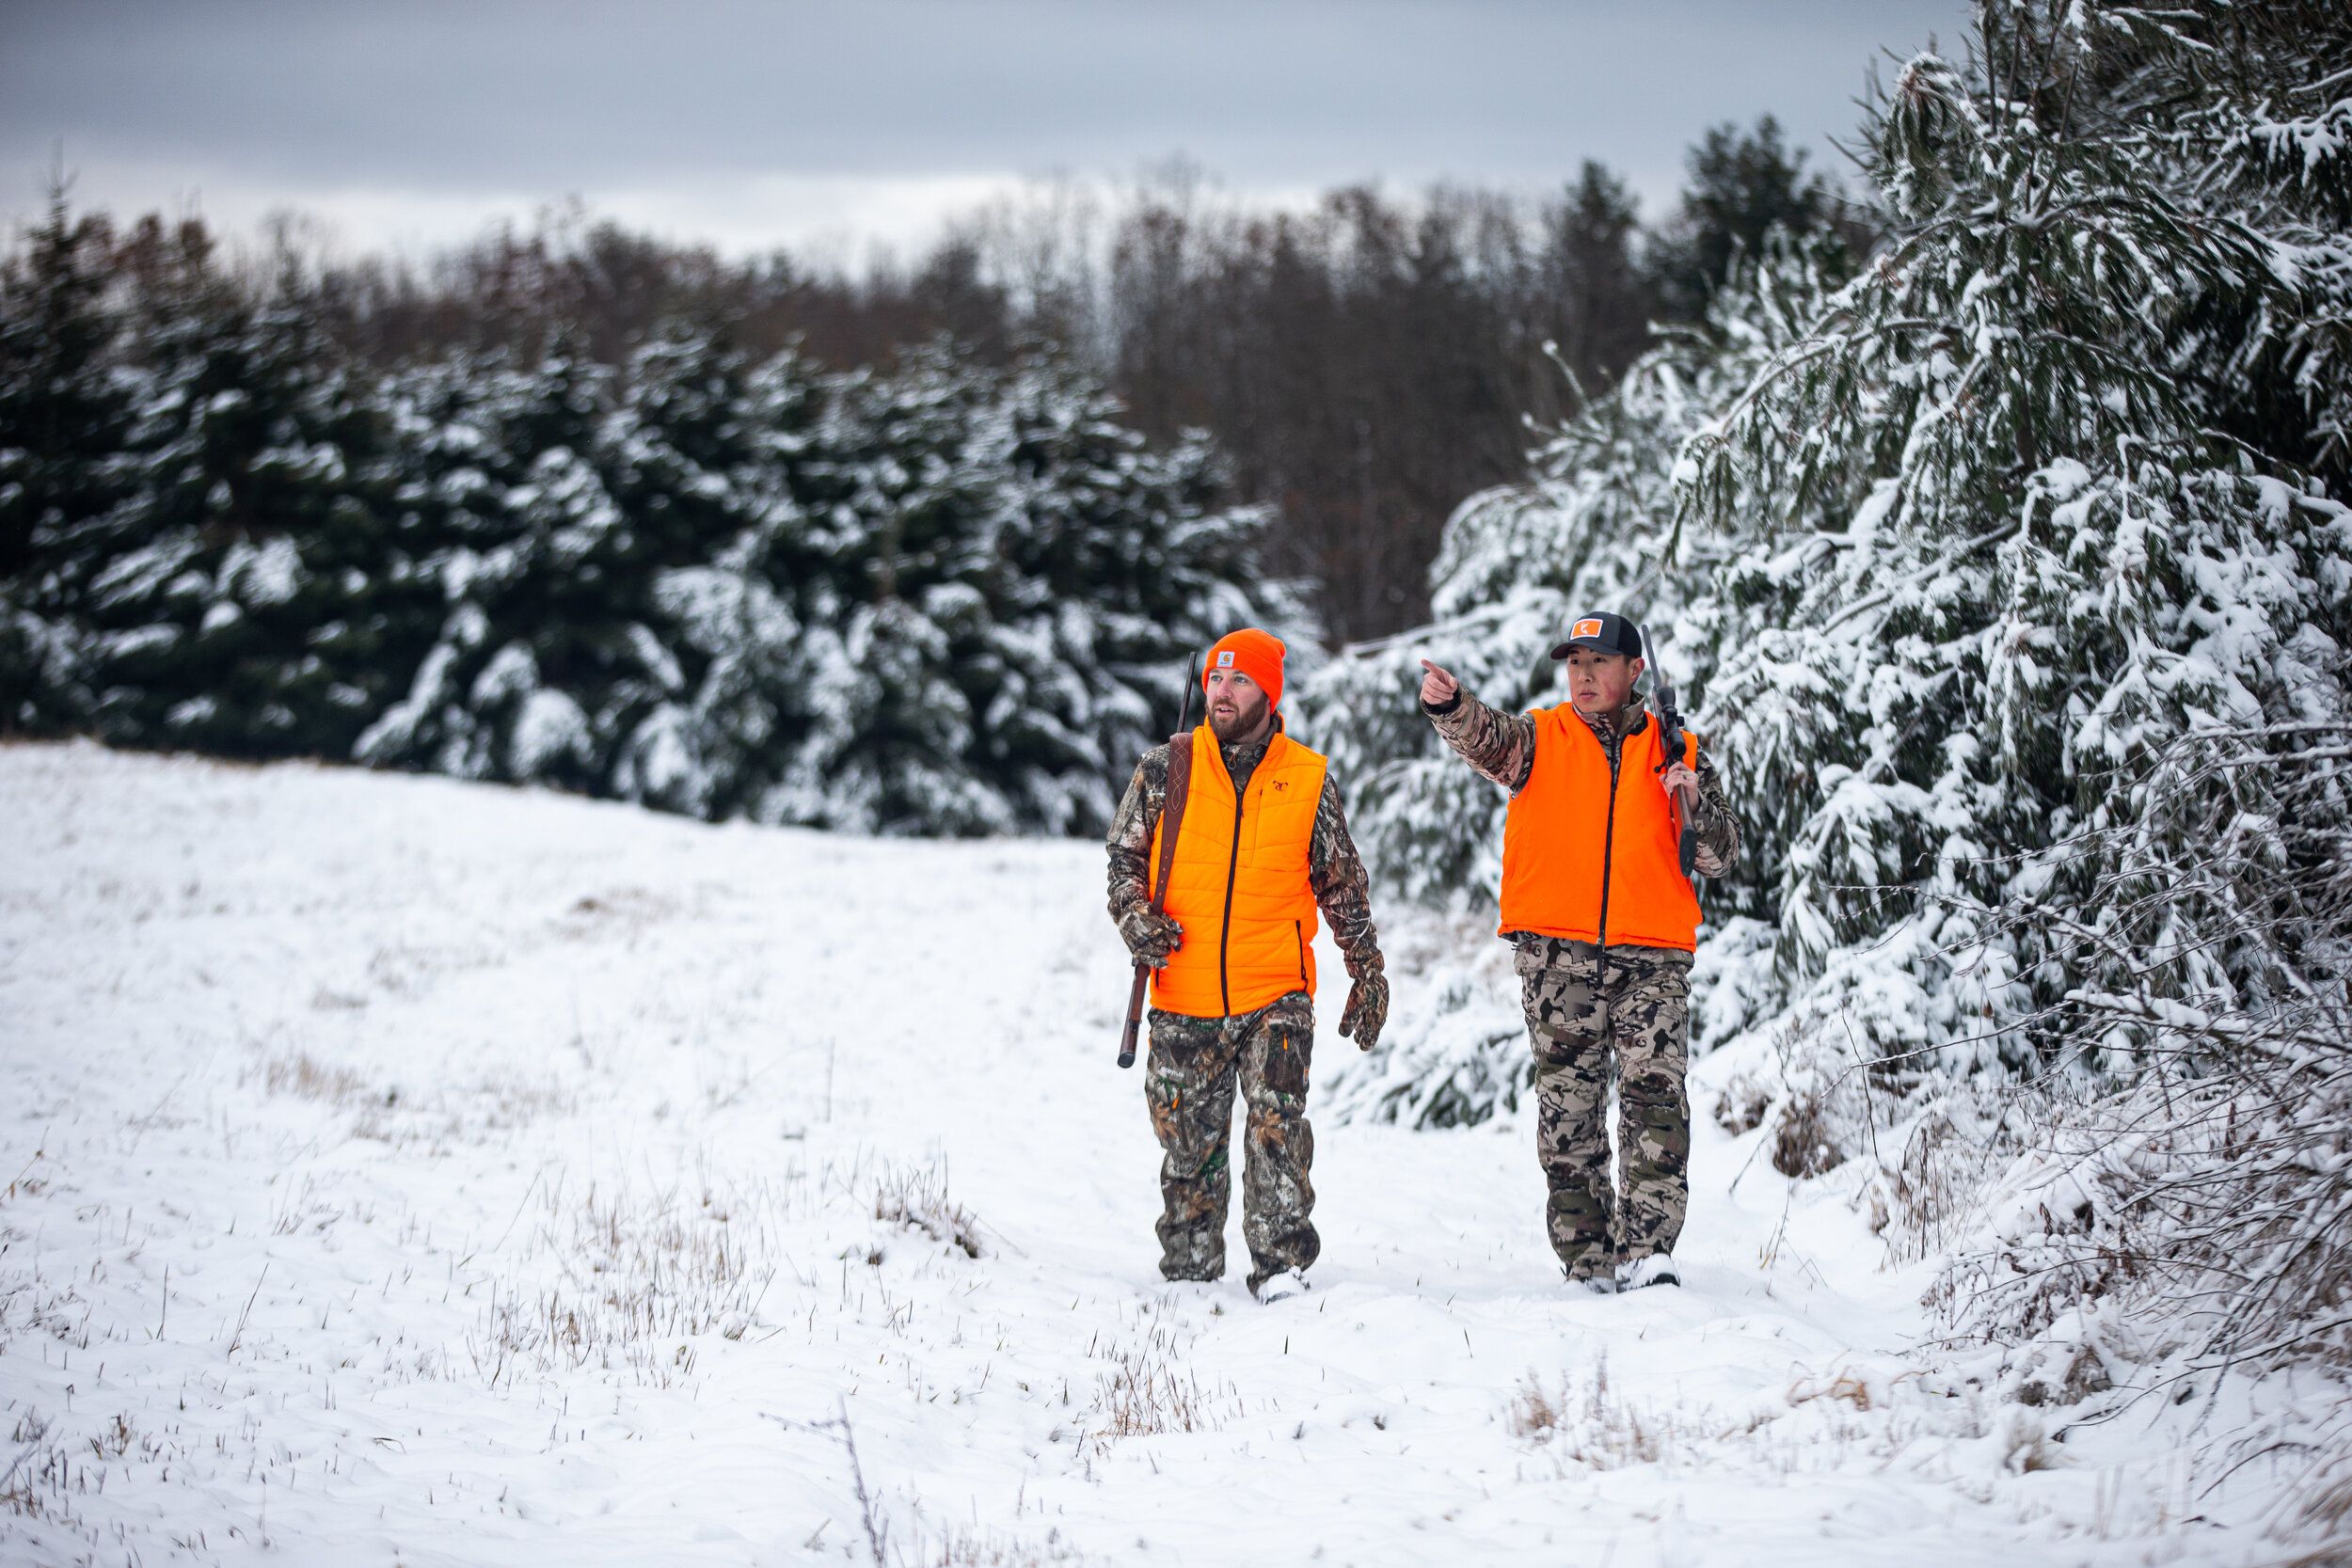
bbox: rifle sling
[1148,730,1193,916]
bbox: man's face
[1563,648,1644,715]
[1205,669,1272,741]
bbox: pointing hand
[1418,658,1459,706]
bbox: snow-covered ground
[0,741,2304,1566]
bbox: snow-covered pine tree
[0,196,135,731]
[1311,0,2352,1178]
[767,342,1306,836]
[1664,1,2352,1386]
[622,342,834,821]
[964,355,1300,836]
[3,208,1311,839]
[71,243,395,759]
[768,343,1005,834]
[366,330,828,814]
[357,342,626,788]
[1678,3,2352,1081]
[595,325,784,814]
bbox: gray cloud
[3,0,1973,253]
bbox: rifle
[1118,653,1200,1069]
[1640,623,1698,879]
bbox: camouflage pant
[1515,937,1692,1280]
[1143,990,1317,1291]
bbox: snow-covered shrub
[1914,728,2352,1372]
[871,1156,985,1260]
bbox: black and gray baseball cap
[1549,611,1644,660]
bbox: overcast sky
[4,0,1973,267]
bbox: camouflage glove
[1117,906,1184,968]
[1338,968,1389,1052]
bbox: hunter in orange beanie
[1104,624,1387,1303]
[1201,627,1286,710]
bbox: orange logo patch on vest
[1573,617,1603,639]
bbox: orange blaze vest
[1149,725,1327,1019]
[1499,705,1702,951]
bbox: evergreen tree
[2,200,1307,837]
[0,195,133,730]
[757,343,1301,836]
[1537,162,1654,405]
[1645,116,1861,324]
[74,243,395,758]
[770,344,1005,833]
[1308,1,2352,1150]
[1678,7,2352,1079]
[357,343,626,788]
[622,343,835,820]
[970,356,1295,834]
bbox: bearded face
[1205,670,1272,742]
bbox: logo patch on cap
[1573,618,1603,639]
[1216,651,1235,668]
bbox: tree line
[251,119,1870,645]
[0,207,1300,833]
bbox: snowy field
[0,740,2312,1566]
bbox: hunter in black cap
[1414,612,1740,1295]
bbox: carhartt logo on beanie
[1202,628,1286,708]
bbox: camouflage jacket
[1422,688,1740,882]
[1105,726,1383,980]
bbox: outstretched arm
[1419,658,1537,794]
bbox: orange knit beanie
[1202,628,1286,709]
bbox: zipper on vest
[1596,731,1624,960]
[1216,772,1246,1016]
[1295,919,1308,988]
